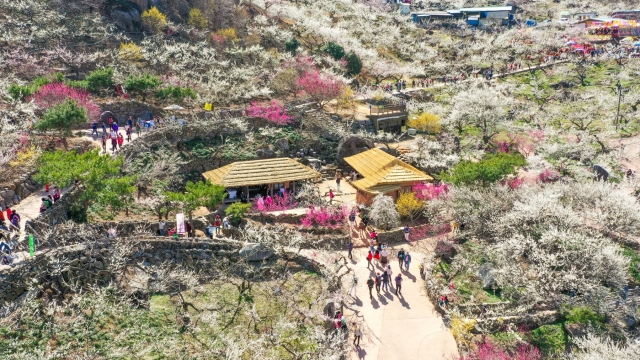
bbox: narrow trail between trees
[302,243,458,360]
[2,128,148,268]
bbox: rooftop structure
[344,148,432,204]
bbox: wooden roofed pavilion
[202,158,321,201]
[344,148,433,205]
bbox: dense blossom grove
[2,0,640,358]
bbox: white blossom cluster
[448,181,640,300]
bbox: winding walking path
[302,244,458,360]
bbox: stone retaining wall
[0,237,242,307]
[0,172,40,210]
[99,100,164,124]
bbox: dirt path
[302,241,458,360]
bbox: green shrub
[35,100,88,149]
[65,80,89,90]
[564,306,606,326]
[225,202,251,225]
[125,74,162,99]
[285,38,300,54]
[344,51,362,76]
[623,246,640,282]
[8,76,53,100]
[321,41,345,61]
[86,68,114,92]
[530,323,566,354]
[441,152,527,186]
[155,86,197,102]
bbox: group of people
[99,116,141,153]
[206,214,230,238]
[0,207,20,234]
[0,207,20,265]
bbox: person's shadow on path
[399,295,411,309]
[357,347,367,359]
[370,297,380,309]
[403,270,417,283]
[384,292,394,301]
[377,293,388,305]
[352,296,363,307]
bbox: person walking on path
[135,121,141,137]
[366,277,375,299]
[348,210,356,228]
[403,224,411,242]
[353,323,362,347]
[214,215,221,236]
[381,270,390,292]
[335,171,342,192]
[101,122,107,136]
[366,251,373,270]
[347,240,353,260]
[9,211,20,233]
[395,274,403,296]
[185,221,193,238]
[158,220,166,236]
[117,133,124,149]
[404,251,411,271]
[328,189,335,205]
[375,272,381,295]
[397,248,406,270]
[91,121,99,137]
[101,134,107,153]
[480,304,488,320]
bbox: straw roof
[345,148,432,194]
[202,158,321,187]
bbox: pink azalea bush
[29,83,100,120]
[413,182,449,200]
[458,340,541,360]
[537,169,561,183]
[502,177,524,190]
[300,205,348,229]
[246,100,294,125]
[252,192,298,212]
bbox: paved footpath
[301,245,458,360]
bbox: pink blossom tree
[413,182,449,200]
[246,100,294,125]
[29,83,100,121]
[295,70,342,107]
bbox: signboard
[176,213,186,234]
[29,235,35,257]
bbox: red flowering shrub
[537,169,561,183]
[300,205,348,229]
[246,100,294,125]
[252,192,298,212]
[458,340,541,360]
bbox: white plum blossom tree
[368,194,400,230]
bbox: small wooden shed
[344,148,433,205]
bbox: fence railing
[369,105,406,115]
